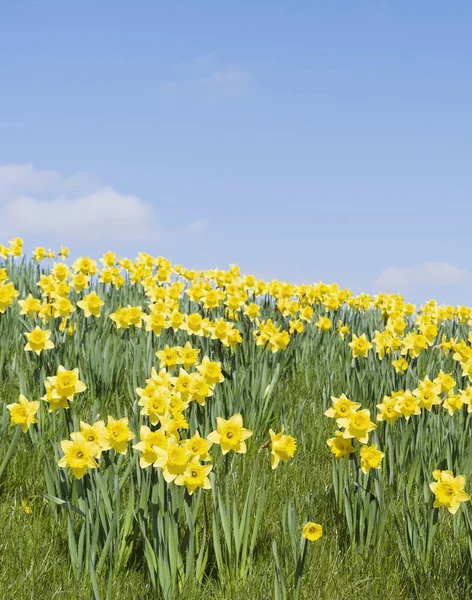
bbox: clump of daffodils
[0,281,19,313]
[42,366,87,412]
[325,394,383,472]
[253,319,290,353]
[58,416,135,479]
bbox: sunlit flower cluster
[325,395,384,472]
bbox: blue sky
[1,1,471,305]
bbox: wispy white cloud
[159,81,178,97]
[190,218,209,232]
[0,163,59,193]
[159,57,251,99]
[0,163,97,199]
[0,164,208,247]
[4,188,155,243]
[199,67,250,96]
[374,262,469,291]
[187,54,215,72]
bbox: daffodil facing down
[207,414,253,455]
[326,430,355,458]
[7,395,40,433]
[430,470,470,514]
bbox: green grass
[1,373,472,600]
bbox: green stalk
[0,426,21,480]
